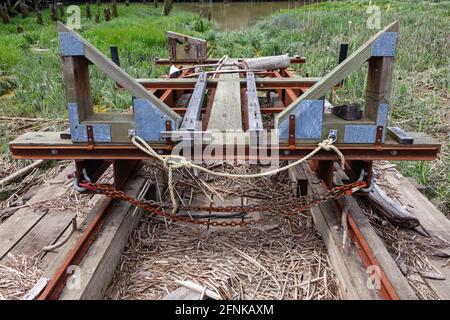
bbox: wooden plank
[136,76,323,90]
[0,166,74,260]
[57,22,181,124]
[207,60,243,132]
[58,175,149,299]
[276,21,399,125]
[382,169,450,299]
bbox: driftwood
[0,160,45,187]
[365,182,420,229]
[242,55,291,71]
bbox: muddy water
[176,1,315,31]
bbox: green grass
[0,1,448,214]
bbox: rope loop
[131,135,346,213]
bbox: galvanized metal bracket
[133,98,177,142]
[371,32,398,57]
[59,32,85,56]
[68,103,111,143]
[278,100,323,141]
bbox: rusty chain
[78,180,367,227]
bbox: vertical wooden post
[62,56,93,122]
[364,56,394,122]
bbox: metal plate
[344,125,377,144]
[279,100,323,140]
[59,32,85,56]
[371,32,398,57]
[68,103,111,142]
[133,98,176,141]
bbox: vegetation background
[0,0,448,214]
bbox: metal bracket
[371,32,398,57]
[278,100,323,141]
[133,98,176,142]
[59,32,85,56]
[375,126,384,151]
[68,103,111,143]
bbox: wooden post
[36,9,43,25]
[57,2,64,18]
[86,2,92,19]
[62,56,93,122]
[162,0,173,16]
[364,56,395,122]
[111,0,118,17]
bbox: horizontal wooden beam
[135,77,324,90]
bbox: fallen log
[364,182,420,229]
[242,55,291,71]
[0,160,45,187]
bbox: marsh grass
[0,1,448,213]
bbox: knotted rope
[131,135,345,214]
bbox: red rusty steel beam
[273,70,302,105]
[38,196,112,300]
[333,198,400,300]
[311,160,400,300]
[9,143,440,162]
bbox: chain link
[78,181,366,227]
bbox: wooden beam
[136,77,323,90]
[57,175,151,299]
[206,60,243,132]
[57,22,181,124]
[276,21,399,126]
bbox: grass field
[0,1,448,213]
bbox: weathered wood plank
[207,60,243,132]
[382,169,450,299]
[0,166,74,260]
[58,176,149,299]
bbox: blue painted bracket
[278,100,324,140]
[133,98,177,142]
[371,32,398,57]
[68,103,111,142]
[59,32,85,56]
[344,103,389,143]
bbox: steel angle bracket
[371,32,398,57]
[278,100,324,141]
[68,103,111,143]
[133,98,178,142]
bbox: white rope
[131,135,345,214]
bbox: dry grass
[0,253,43,300]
